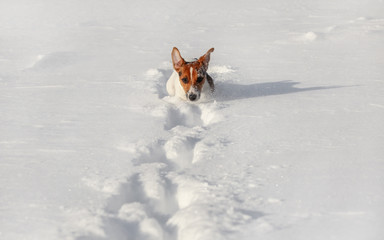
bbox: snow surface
[1,0,384,240]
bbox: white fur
[190,67,193,80]
[166,70,211,101]
[166,71,187,100]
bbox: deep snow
[1,0,384,240]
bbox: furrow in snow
[73,66,225,240]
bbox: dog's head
[171,47,214,102]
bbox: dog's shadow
[214,80,344,102]
[159,69,344,102]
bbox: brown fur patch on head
[178,61,206,93]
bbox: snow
[1,0,384,239]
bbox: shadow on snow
[214,80,345,102]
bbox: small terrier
[166,47,214,101]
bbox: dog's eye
[181,77,188,84]
[197,76,204,83]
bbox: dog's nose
[189,94,197,101]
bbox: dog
[166,47,215,101]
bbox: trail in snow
[73,63,347,240]
[75,67,253,240]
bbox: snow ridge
[75,67,245,240]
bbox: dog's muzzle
[186,87,200,102]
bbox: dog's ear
[199,48,214,70]
[171,47,185,71]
